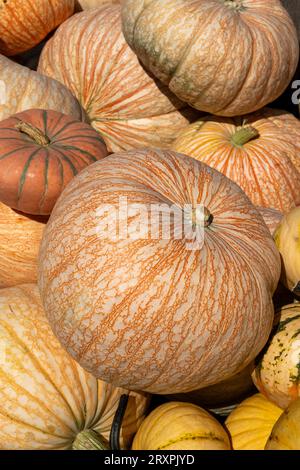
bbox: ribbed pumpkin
[274,207,300,292]
[0,55,84,122]
[172,108,300,213]
[0,0,75,56]
[0,203,46,288]
[258,207,283,237]
[0,284,148,450]
[75,0,120,9]
[252,304,300,410]
[38,6,196,153]
[132,402,231,450]
[0,109,108,215]
[38,148,280,395]
[225,394,282,450]
[265,398,300,450]
[121,0,299,116]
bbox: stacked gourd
[0,0,299,450]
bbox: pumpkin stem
[72,429,109,450]
[15,121,50,147]
[109,394,130,451]
[223,0,245,11]
[230,126,259,147]
[192,206,214,229]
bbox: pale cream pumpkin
[265,398,300,450]
[0,55,84,122]
[121,0,299,116]
[172,108,300,213]
[252,303,300,410]
[0,202,46,288]
[132,402,231,450]
[225,394,283,450]
[38,6,196,153]
[0,284,148,450]
[75,0,121,9]
[0,0,75,56]
[38,148,280,395]
[274,207,300,292]
[258,207,283,237]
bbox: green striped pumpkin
[0,109,108,215]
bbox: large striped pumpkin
[172,108,300,213]
[38,6,196,153]
[0,109,108,215]
[38,148,280,394]
[121,0,299,116]
[0,202,46,288]
[252,303,300,409]
[0,55,84,122]
[0,284,148,450]
[0,0,75,56]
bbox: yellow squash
[265,398,300,450]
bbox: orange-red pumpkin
[172,108,300,213]
[0,0,75,56]
[38,148,280,394]
[0,109,108,215]
[38,6,196,153]
[121,0,299,116]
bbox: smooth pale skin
[0,284,148,450]
[132,402,231,450]
[275,207,300,291]
[121,0,299,116]
[225,394,283,450]
[265,398,300,450]
[252,303,300,409]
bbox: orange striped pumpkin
[172,108,300,213]
[0,0,75,56]
[38,6,196,153]
[0,109,108,215]
[0,55,84,122]
[0,202,46,288]
[258,207,283,236]
[38,148,281,394]
[122,0,299,116]
[0,284,148,450]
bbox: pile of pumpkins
[0,0,300,451]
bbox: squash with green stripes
[0,109,108,215]
[132,402,231,450]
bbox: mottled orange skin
[38,148,280,394]
[0,0,75,56]
[38,6,197,153]
[172,108,300,213]
[0,109,108,215]
[122,0,299,116]
[0,284,148,450]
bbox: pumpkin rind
[38,148,280,394]
[0,284,148,450]
[0,55,84,122]
[265,398,300,450]
[38,6,196,153]
[252,304,300,409]
[132,402,231,450]
[0,109,108,215]
[225,393,282,450]
[75,0,121,9]
[121,0,299,116]
[172,108,300,213]
[0,0,75,56]
[258,207,283,237]
[0,202,46,288]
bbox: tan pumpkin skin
[225,394,283,450]
[75,0,121,9]
[172,108,300,213]
[0,56,84,122]
[38,148,280,394]
[132,402,231,450]
[38,6,196,153]
[265,398,300,450]
[0,0,74,56]
[252,304,300,410]
[258,207,283,237]
[0,284,148,450]
[121,0,299,116]
[0,203,46,288]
